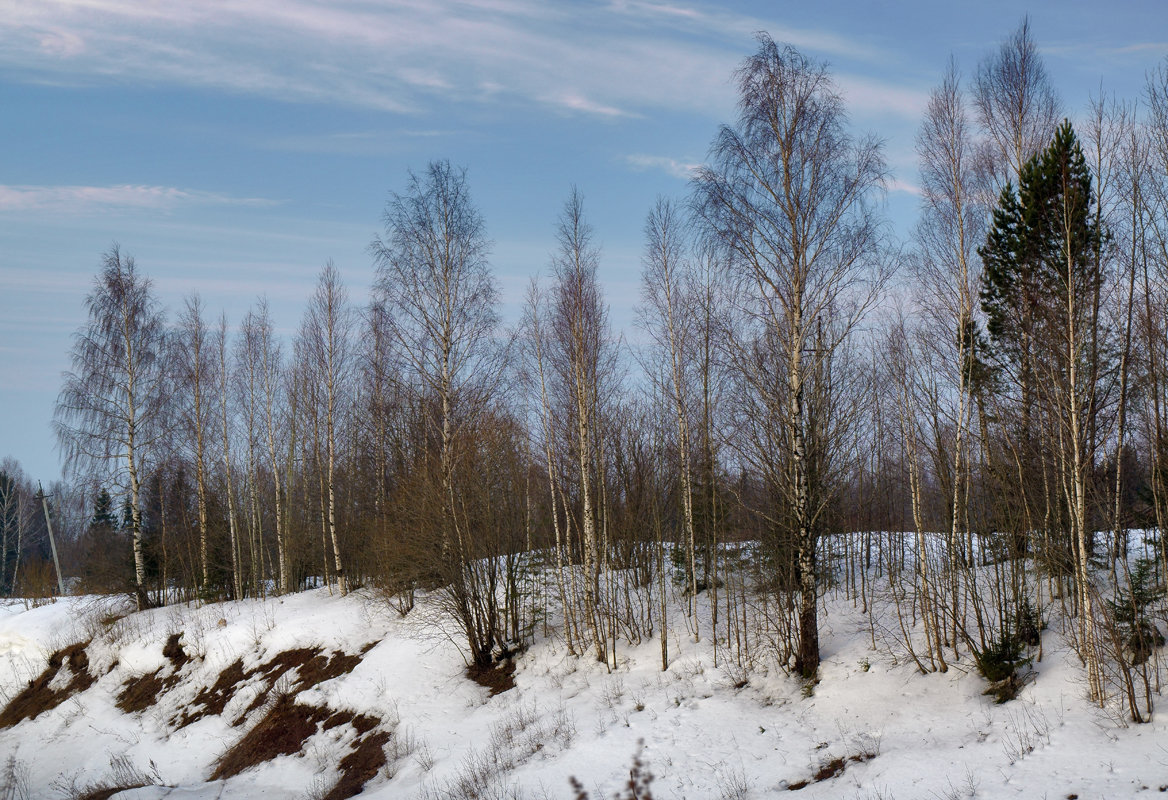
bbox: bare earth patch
[0,641,96,728]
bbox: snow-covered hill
[0,584,1165,799]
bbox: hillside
[1,577,1166,799]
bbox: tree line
[4,20,1167,721]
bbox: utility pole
[38,482,66,596]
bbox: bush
[973,633,1031,703]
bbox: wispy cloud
[264,129,459,155]
[545,92,635,118]
[836,75,930,118]
[1,0,918,121]
[624,154,702,179]
[0,184,276,214]
[886,178,922,197]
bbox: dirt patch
[0,641,96,728]
[117,634,192,713]
[788,751,874,791]
[211,696,333,780]
[162,633,189,668]
[239,647,365,720]
[117,669,171,714]
[325,729,391,800]
[179,644,368,729]
[177,658,247,728]
[75,784,151,800]
[467,659,517,696]
[254,647,363,693]
[212,697,390,798]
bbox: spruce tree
[90,489,119,532]
[979,120,1101,381]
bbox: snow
[1,573,1166,799]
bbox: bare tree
[236,308,266,594]
[175,294,216,593]
[913,59,988,660]
[522,277,580,654]
[693,36,887,678]
[974,16,1061,194]
[55,246,169,609]
[299,262,353,594]
[371,160,508,667]
[215,313,243,599]
[0,459,38,597]
[638,197,700,637]
[548,187,616,666]
[252,300,290,594]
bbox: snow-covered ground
[0,578,1165,799]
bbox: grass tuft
[0,641,96,728]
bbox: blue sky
[2,0,1165,482]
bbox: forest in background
[4,19,1168,724]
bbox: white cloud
[624,154,701,179]
[546,92,635,118]
[0,0,920,121]
[0,184,276,214]
[836,74,930,118]
[885,178,922,197]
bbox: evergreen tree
[90,489,119,532]
[979,120,1102,384]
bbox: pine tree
[979,120,1102,384]
[90,489,119,532]
[979,119,1109,699]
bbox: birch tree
[371,161,507,666]
[215,313,243,599]
[638,198,700,636]
[693,36,886,678]
[300,262,353,594]
[175,294,215,593]
[56,246,169,609]
[549,188,615,665]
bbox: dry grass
[74,785,151,800]
[787,750,875,791]
[211,696,333,780]
[0,641,95,728]
[467,659,517,696]
[116,669,171,714]
[211,698,390,799]
[176,658,247,728]
[178,643,369,728]
[238,646,365,720]
[324,727,391,800]
[59,753,160,800]
[116,633,192,713]
[162,633,189,668]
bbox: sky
[2,0,1166,484]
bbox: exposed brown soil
[179,644,367,729]
[177,658,247,728]
[117,669,171,714]
[239,647,365,719]
[788,751,875,791]
[117,633,193,713]
[0,641,96,728]
[467,659,517,696]
[211,695,389,798]
[162,633,189,668]
[324,728,391,800]
[211,696,333,780]
[76,784,151,800]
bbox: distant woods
[2,21,1163,721]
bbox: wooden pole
[38,482,66,596]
